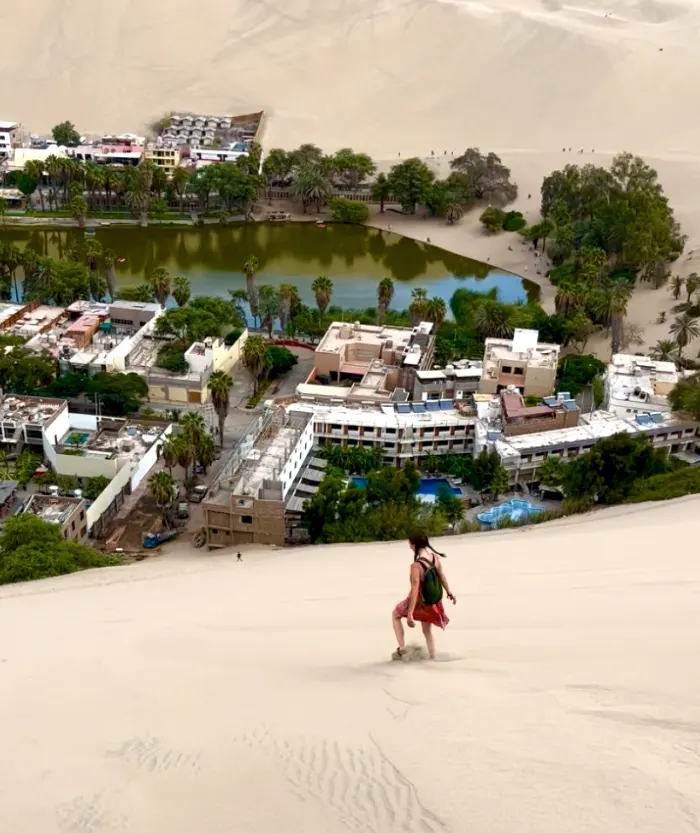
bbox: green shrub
[329,197,370,224]
[225,329,243,346]
[479,206,506,233]
[502,210,526,231]
[156,345,188,373]
[267,345,298,379]
[626,467,700,503]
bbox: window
[71,520,76,531]
[502,365,512,374]
[80,510,85,521]
[240,515,253,524]
[81,526,87,537]
[513,367,524,376]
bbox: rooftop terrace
[483,329,560,369]
[23,494,83,525]
[0,395,65,427]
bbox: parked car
[188,485,208,503]
[177,502,189,519]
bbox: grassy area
[245,381,271,409]
[625,466,700,503]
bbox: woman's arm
[406,563,421,623]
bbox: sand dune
[5,0,700,155]
[1,498,699,832]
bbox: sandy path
[2,497,699,832]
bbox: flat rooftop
[496,409,686,456]
[607,353,680,406]
[5,305,65,337]
[484,330,560,369]
[316,321,431,356]
[58,421,163,460]
[109,300,162,315]
[0,302,26,327]
[289,399,473,429]
[0,395,65,427]
[23,494,82,525]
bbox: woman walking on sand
[392,531,456,660]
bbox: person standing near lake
[391,531,456,660]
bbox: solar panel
[412,402,426,413]
[649,413,665,423]
[558,391,571,400]
[487,431,501,441]
[542,397,557,407]
[439,400,453,411]
[635,414,652,425]
[563,400,578,411]
[396,404,411,414]
[425,401,440,412]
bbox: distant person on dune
[392,531,456,660]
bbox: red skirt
[394,597,449,629]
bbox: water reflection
[1,224,539,311]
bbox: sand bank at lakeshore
[2,496,700,833]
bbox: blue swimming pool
[351,477,461,500]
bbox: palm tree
[474,302,514,340]
[278,283,299,332]
[554,280,587,317]
[669,275,684,301]
[172,166,190,215]
[181,411,206,455]
[207,370,233,447]
[243,256,260,325]
[102,165,117,211]
[242,335,271,398]
[45,155,63,209]
[312,275,333,313]
[102,247,117,300]
[445,202,464,225]
[649,339,680,365]
[292,165,332,213]
[195,432,216,474]
[148,470,177,524]
[408,288,429,326]
[172,275,191,307]
[684,273,700,304]
[425,297,447,327]
[670,313,700,359]
[258,285,280,337]
[376,277,394,325]
[173,434,195,480]
[230,288,249,324]
[148,267,171,306]
[159,436,178,473]
[370,173,391,213]
[591,282,632,354]
[24,160,46,211]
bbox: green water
[0,224,538,312]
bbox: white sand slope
[1,498,699,833]
[4,0,700,155]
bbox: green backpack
[417,557,443,605]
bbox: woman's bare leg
[421,622,436,659]
[392,612,406,651]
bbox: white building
[0,121,19,159]
[492,409,698,486]
[288,399,476,466]
[605,353,681,418]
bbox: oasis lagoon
[0,224,538,311]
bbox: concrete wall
[86,463,132,532]
[131,424,172,490]
[279,418,314,498]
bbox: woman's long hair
[409,530,446,559]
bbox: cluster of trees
[537,433,671,505]
[420,449,509,500]
[475,153,687,358]
[556,354,606,398]
[45,372,149,416]
[377,148,516,221]
[0,237,123,305]
[303,462,451,544]
[240,335,297,398]
[0,449,45,488]
[148,412,222,523]
[15,149,264,225]
[0,513,118,586]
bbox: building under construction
[202,408,313,548]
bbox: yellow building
[145,145,181,176]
